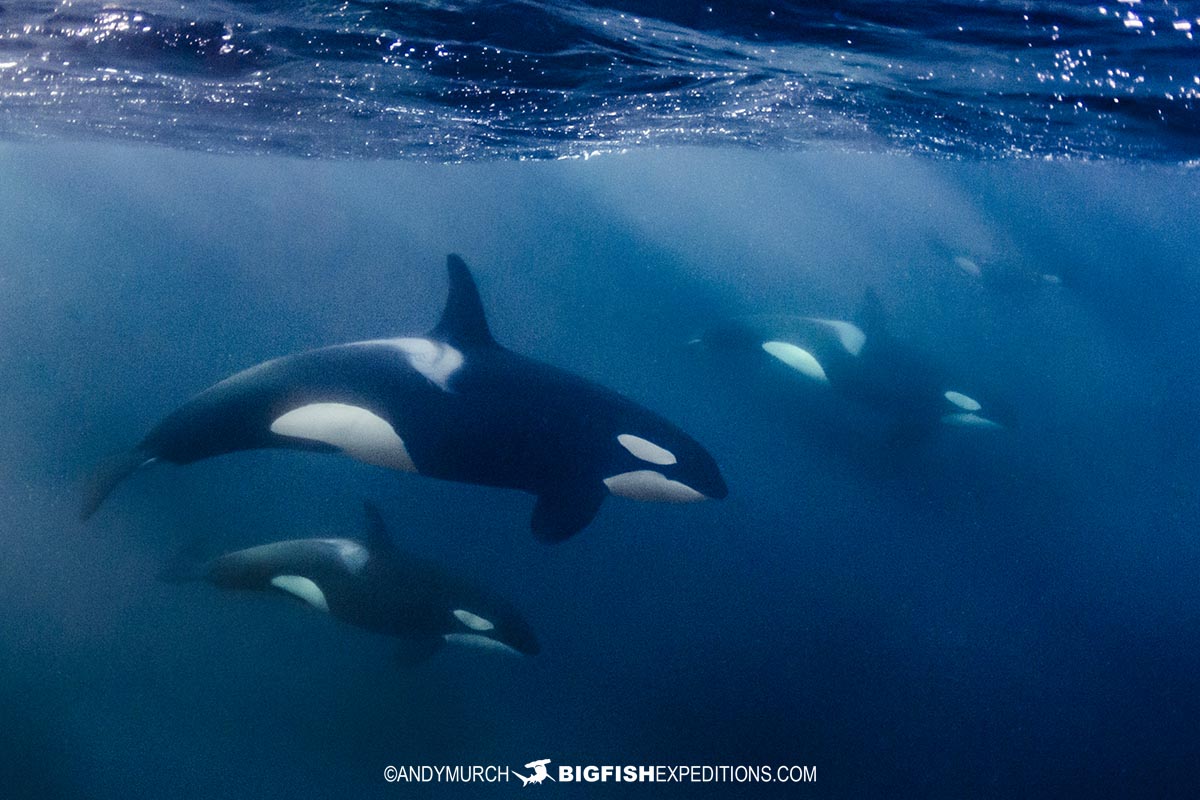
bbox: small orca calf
[698,290,1007,441]
[83,255,727,541]
[163,502,540,663]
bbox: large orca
[697,290,1008,442]
[83,255,727,540]
[162,502,540,663]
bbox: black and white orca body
[166,503,539,662]
[84,255,727,541]
[699,291,1006,438]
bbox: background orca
[162,502,540,664]
[83,255,727,541]
[697,290,1009,445]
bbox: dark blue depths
[0,146,1197,798]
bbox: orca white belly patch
[270,403,416,472]
[270,574,329,612]
[603,470,706,503]
[617,433,678,466]
[942,412,1002,430]
[761,341,829,384]
[443,633,520,656]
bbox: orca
[924,236,1062,295]
[162,502,540,663]
[950,253,1062,294]
[83,255,727,541]
[697,290,1008,441]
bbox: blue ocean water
[1,2,1199,799]
[2,0,1198,160]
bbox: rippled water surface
[1,1,1198,159]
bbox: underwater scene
[1,2,1199,798]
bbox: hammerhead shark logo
[516,758,555,787]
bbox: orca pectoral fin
[81,449,153,521]
[531,483,606,543]
[395,636,444,668]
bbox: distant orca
[923,238,1061,294]
[950,253,1062,294]
[698,290,1007,439]
[83,255,727,541]
[163,502,539,663]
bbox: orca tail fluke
[80,449,151,521]
[157,537,210,584]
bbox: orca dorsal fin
[362,501,399,557]
[856,288,890,341]
[430,254,497,349]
